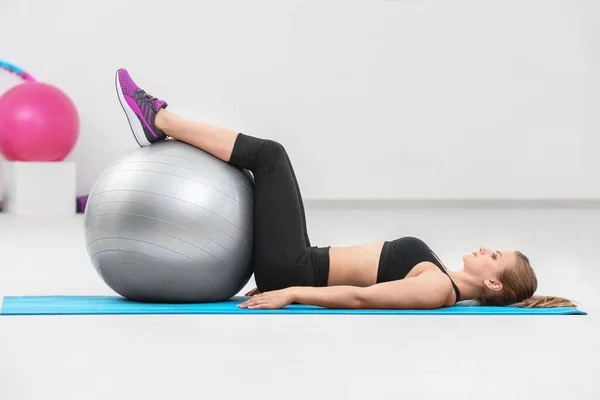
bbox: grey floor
[0,206,599,400]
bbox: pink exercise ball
[0,82,79,161]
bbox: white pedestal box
[2,162,76,215]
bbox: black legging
[228,133,330,292]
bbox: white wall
[1,0,598,200]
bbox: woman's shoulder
[408,261,456,299]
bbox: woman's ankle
[155,109,170,132]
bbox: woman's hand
[238,288,295,310]
[244,287,261,296]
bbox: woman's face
[462,247,517,278]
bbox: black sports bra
[376,236,461,303]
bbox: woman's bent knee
[256,139,286,165]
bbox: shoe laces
[139,90,157,103]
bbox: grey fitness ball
[84,139,254,303]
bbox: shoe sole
[115,70,151,147]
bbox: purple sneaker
[115,68,168,147]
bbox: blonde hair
[478,251,578,308]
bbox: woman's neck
[445,269,483,301]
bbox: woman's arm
[239,267,452,310]
[290,286,363,309]
[237,285,362,310]
[292,271,450,309]
[356,271,452,309]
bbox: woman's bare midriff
[327,241,386,287]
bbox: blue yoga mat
[0,296,586,316]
